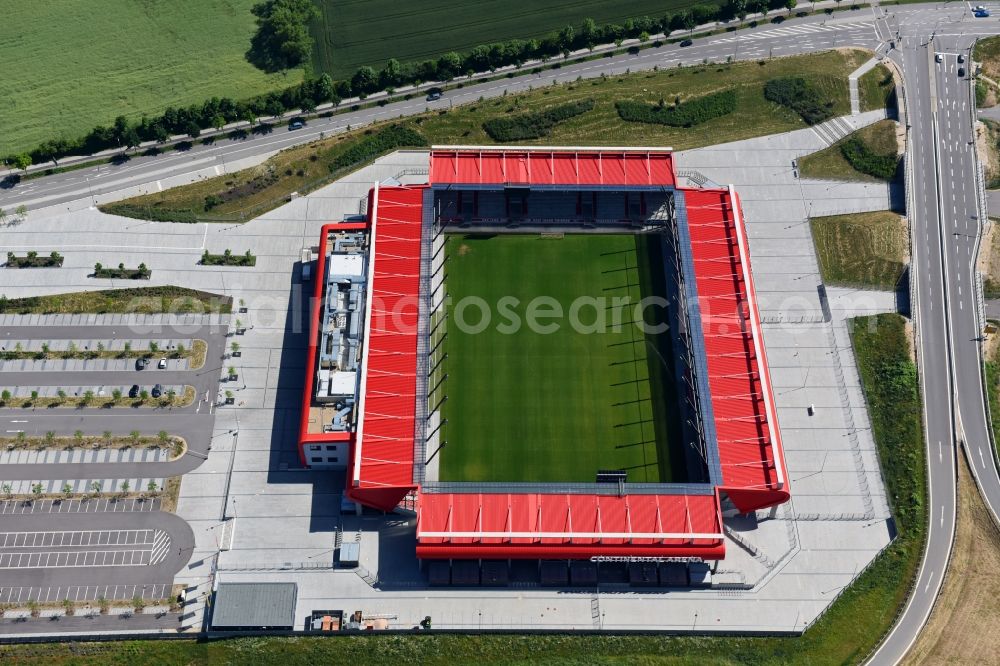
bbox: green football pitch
[435,233,685,484]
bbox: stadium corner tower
[299,146,788,562]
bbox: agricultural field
[308,0,703,77]
[105,49,870,222]
[0,0,303,155]
[436,233,683,484]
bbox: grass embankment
[308,0,698,78]
[799,119,900,182]
[858,64,896,113]
[976,36,1000,84]
[810,210,908,289]
[0,386,196,410]
[0,0,302,155]
[0,287,231,315]
[903,462,1000,663]
[106,49,868,222]
[437,234,681,484]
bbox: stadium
[298,146,788,577]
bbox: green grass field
[309,0,701,77]
[810,210,907,289]
[0,0,303,155]
[799,119,899,182]
[435,233,683,484]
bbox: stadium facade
[298,146,788,562]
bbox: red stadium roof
[298,148,788,560]
[416,492,724,559]
[684,187,787,512]
[348,184,425,510]
[429,145,675,188]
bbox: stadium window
[327,457,338,463]
[310,457,323,464]
[309,445,322,452]
[325,445,336,451]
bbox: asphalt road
[0,12,880,214]
[870,6,1000,664]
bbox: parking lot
[0,316,224,607]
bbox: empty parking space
[0,528,170,568]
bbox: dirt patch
[904,459,1000,664]
[457,243,471,256]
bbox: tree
[130,430,142,446]
[140,389,149,401]
[147,480,159,495]
[57,389,67,400]
[176,342,186,356]
[103,430,113,445]
[74,430,85,446]
[0,389,9,404]
[62,482,73,497]
[785,0,797,13]
[90,481,102,496]
[185,121,201,139]
[44,431,55,445]
[247,0,320,72]
[351,66,378,96]
[158,430,170,446]
[31,482,43,498]
[120,480,130,494]
[138,262,148,274]
[94,261,103,273]
[149,341,159,353]
[123,341,132,354]
[82,389,94,405]
[30,390,39,402]
[14,204,27,220]
[231,342,240,354]
[112,388,122,401]
[212,115,226,131]
[11,153,31,172]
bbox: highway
[4,2,1000,660]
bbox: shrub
[839,137,899,180]
[764,76,834,125]
[482,99,595,142]
[615,89,737,127]
[329,125,427,171]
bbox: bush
[615,89,737,127]
[839,137,899,180]
[482,99,595,141]
[764,76,834,125]
[329,125,427,171]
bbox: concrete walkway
[849,57,881,115]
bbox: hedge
[329,125,428,171]
[763,76,834,125]
[614,89,737,127]
[482,99,595,142]
[839,137,899,180]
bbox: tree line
[3,0,803,170]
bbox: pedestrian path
[848,56,881,115]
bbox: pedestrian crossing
[712,21,874,44]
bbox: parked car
[135,357,148,370]
[128,385,140,398]
[151,384,163,398]
[158,357,167,369]
[679,39,693,47]
[935,53,943,63]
